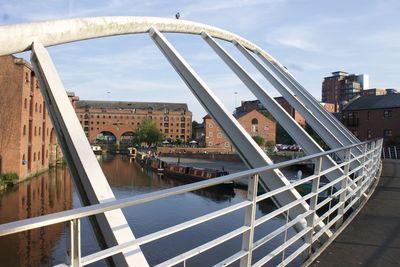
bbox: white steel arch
[0,17,362,266]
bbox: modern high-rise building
[322,71,369,108]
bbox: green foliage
[305,124,329,149]
[135,118,163,146]
[191,120,199,139]
[252,135,264,146]
[0,172,18,185]
[265,140,276,153]
[276,123,295,145]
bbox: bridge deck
[310,159,400,267]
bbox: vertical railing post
[66,219,81,267]
[305,156,322,256]
[335,148,351,230]
[394,146,398,159]
[367,141,376,188]
[356,143,368,203]
[240,173,259,267]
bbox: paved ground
[311,160,400,267]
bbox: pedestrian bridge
[0,17,384,266]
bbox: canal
[0,155,300,266]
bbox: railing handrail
[0,139,379,237]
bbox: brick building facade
[342,95,400,145]
[74,100,192,144]
[0,55,63,180]
[235,99,306,128]
[203,109,276,151]
[322,71,368,109]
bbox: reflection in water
[0,167,73,267]
[0,155,299,266]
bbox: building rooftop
[343,95,400,111]
[75,100,189,111]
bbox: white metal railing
[382,146,400,160]
[0,139,383,266]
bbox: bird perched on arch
[175,12,180,19]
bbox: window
[225,142,230,147]
[38,127,41,136]
[208,123,213,128]
[384,110,392,117]
[208,142,213,146]
[25,72,29,82]
[23,125,26,135]
[35,103,38,112]
[367,129,371,139]
[164,116,169,121]
[367,111,370,120]
[181,117,185,122]
[38,151,40,159]
[34,126,37,136]
[217,132,222,138]
[34,152,36,161]
[251,118,258,133]
[384,129,392,137]
[97,115,100,119]
[209,132,213,137]
[164,123,169,127]
[180,123,185,127]
[39,104,42,113]
[165,129,169,133]
[24,98,27,109]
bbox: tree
[276,123,295,145]
[191,120,199,139]
[135,118,163,146]
[252,135,264,147]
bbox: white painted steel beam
[201,32,354,189]
[255,53,359,144]
[234,42,345,149]
[148,27,332,239]
[233,41,362,169]
[30,42,148,267]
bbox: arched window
[251,118,258,133]
[35,103,38,112]
[24,98,27,109]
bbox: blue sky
[1,0,399,121]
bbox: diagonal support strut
[30,42,149,267]
[148,27,332,241]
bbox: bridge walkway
[309,159,400,267]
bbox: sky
[1,0,399,121]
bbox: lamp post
[234,91,238,107]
